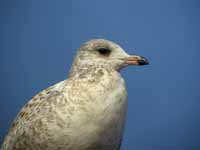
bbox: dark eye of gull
[97,48,111,56]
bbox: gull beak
[122,55,149,66]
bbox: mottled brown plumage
[1,39,149,150]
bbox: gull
[1,39,149,150]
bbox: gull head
[70,39,149,75]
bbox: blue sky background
[0,0,200,149]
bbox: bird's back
[1,80,69,150]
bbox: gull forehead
[78,39,128,57]
[80,39,122,49]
